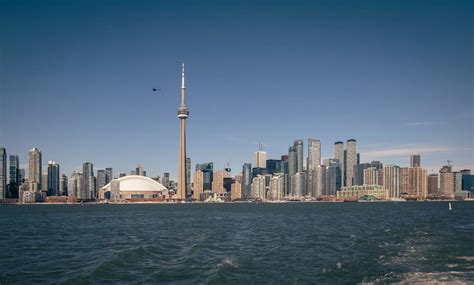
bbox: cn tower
[177,63,189,200]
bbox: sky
[1,0,473,179]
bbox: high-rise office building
[177,63,189,200]
[334,142,344,190]
[288,146,297,194]
[96,170,107,193]
[346,139,357,187]
[186,157,191,197]
[439,165,454,197]
[325,159,341,195]
[105,168,113,184]
[312,165,326,198]
[60,174,68,196]
[410,154,421,167]
[42,171,48,194]
[400,167,428,199]
[266,159,281,175]
[460,169,473,192]
[428,174,438,195]
[307,138,321,195]
[0,148,6,199]
[294,140,304,173]
[242,163,252,198]
[254,143,267,169]
[9,155,19,185]
[354,163,371,186]
[162,172,170,188]
[47,161,60,196]
[28,148,42,192]
[18,169,25,184]
[383,165,400,199]
[231,181,242,201]
[83,162,95,199]
[196,162,213,190]
[291,172,305,199]
[193,170,203,200]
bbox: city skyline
[1,0,473,178]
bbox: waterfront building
[291,172,305,200]
[410,154,421,167]
[18,168,25,184]
[307,138,321,195]
[364,167,381,185]
[42,171,48,194]
[454,172,463,192]
[294,140,304,173]
[400,167,428,199]
[345,139,357,187]
[193,170,203,200]
[288,146,297,195]
[241,163,252,198]
[186,157,191,197]
[105,168,113,184]
[60,174,68,196]
[354,163,371,186]
[68,171,83,199]
[254,143,267,168]
[383,165,400,199]
[460,169,473,192]
[325,159,341,195]
[0,147,5,199]
[212,170,225,194]
[428,174,438,196]
[269,174,284,201]
[9,155,19,185]
[251,175,266,200]
[97,170,107,194]
[334,142,344,189]
[47,161,60,196]
[337,184,386,200]
[28,147,42,192]
[102,175,169,201]
[177,63,190,200]
[196,162,213,190]
[231,181,242,200]
[439,165,454,197]
[83,162,95,199]
[312,165,326,198]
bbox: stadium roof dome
[103,175,167,192]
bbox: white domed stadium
[100,175,170,202]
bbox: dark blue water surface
[1,202,473,284]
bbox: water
[1,202,473,284]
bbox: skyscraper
[383,165,400,199]
[345,139,357,187]
[410,154,421,167]
[288,146,297,195]
[8,154,19,198]
[400,167,428,199]
[325,159,341,195]
[294,140,304,173]
[363,167,381,185]
[439,165,454,197]
[105,168,113,184]
[312,165,326,198]
[266,159,281,174]
[428,174,439,195]
[162,172,170,188]
[28,148,42,192]
[307,138,321,195]
[135,164,145,176]
[251,175,266,200]
[212,170,225,194]
[97,170,107,193]
[193,170,203,200]
[254,143,267,168]
[196,162,213,190]
[47,161,60,196]
[60,174,68,196]
[291,172,305,200]
[83,162,95,199]
[269,174,284,201]
[241,163,252,198]
[186,157,191,197]
[68,171,83,199]
[334,141,344,190]
[177,63,189,200]
[0,148,6,199]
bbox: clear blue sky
[1,0,473,179]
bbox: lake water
[1,202,473,284]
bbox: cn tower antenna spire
[177,62,189,200]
